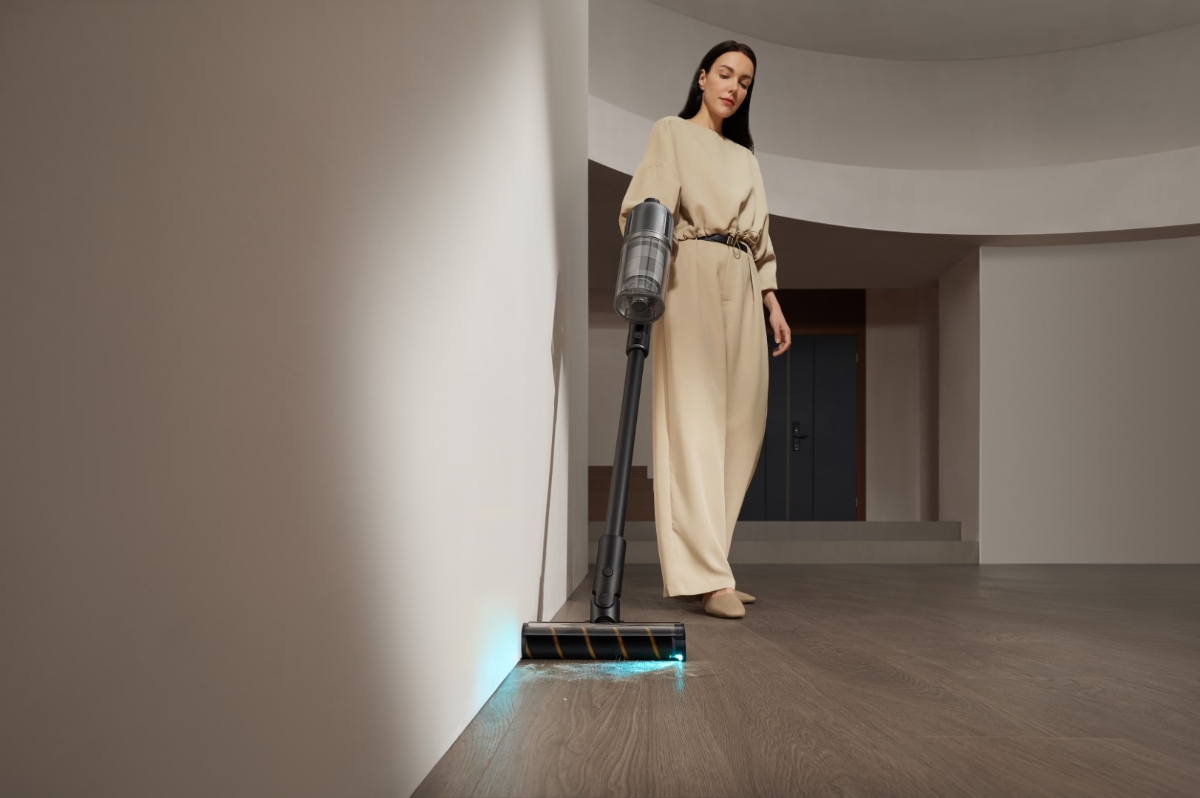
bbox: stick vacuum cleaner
[521,198,686,661]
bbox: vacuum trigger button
[603,567,613,577]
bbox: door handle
[792,422,809,451]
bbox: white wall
[0,2,588,796]
[591,97,1200,238]
[939,252,981,542]
[865,290,939,520]
[979,237,1200,563]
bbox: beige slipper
[703,592,745,618]
[674,590,756,604]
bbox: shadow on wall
[537,0,570,625]
[0,4,406,794]
[544,0,592,610]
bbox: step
[588,494,654,523]
[587,521,977,565]
[590,520,962,542]
[589,465,648,480]
[592,539,979,565]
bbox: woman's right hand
[764,292,792,357]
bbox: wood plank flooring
[414,565,1200,797]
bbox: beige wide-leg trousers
[651,238,769,597]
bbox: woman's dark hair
[677,41,758,152]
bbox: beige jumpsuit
[618,115,780,598]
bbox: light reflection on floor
[516,660,686,692]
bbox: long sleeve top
[618,115,779,292]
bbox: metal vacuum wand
[590,321,649,621]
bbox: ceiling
[645,0,1200,61]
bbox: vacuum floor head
[522,622,685,661]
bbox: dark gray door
[740,334,858,521]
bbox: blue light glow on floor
[517,659,686,692]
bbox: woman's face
[700,52,754,121]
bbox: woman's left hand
[768,305,792,357]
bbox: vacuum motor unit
[614,198,674,323]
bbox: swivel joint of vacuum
[627,322,650,355]
[590,533,626,623]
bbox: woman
[618,41,792,619]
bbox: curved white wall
[593,99,1200,236]
[589,0,1200,236]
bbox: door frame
[767,289,866,520]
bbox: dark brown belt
[698,232,750,253]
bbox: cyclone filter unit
[614,198,673,323]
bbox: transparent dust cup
[614,199,674,323]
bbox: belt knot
[724,230,753,259]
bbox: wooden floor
[415,565,1200,797]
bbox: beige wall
[939,252,981,542]
[865,290,939,520]
[0,2,588,796]
[979,237,1200,563]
